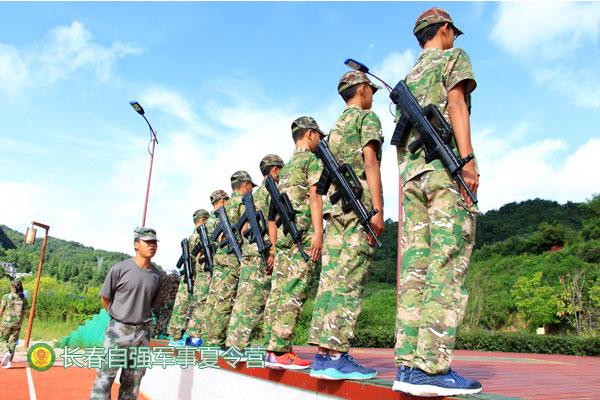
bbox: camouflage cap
[193,209,209,221]
[291,116,325,138]
[231,170,257,187]
[134,227,159,241]
[413,7,463,36]
[338,70,382,94]
[259,154,284,171]
[210,189,229,204]
[11,278,21,287]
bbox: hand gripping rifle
[314,140,383,248]
[175,238,194,294]
[189,224,215,275]
[265,175,310,262]
[210,206,243,263]
[389,80,478,204]
[234,192,272,272]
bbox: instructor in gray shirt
[90,227,163,400]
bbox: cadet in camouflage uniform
[90,227,162,400]
[226,155,284,350]
[392,8,482,397]
[167,209,209,344]
[203,172,256,348]
[186,190,229,343]
[263,117,324,370]
[308,71,384,380]
[0,279,26,369]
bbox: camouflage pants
[308,214,374,352]
[264,244,315,352]
[203,260,239,347]
[186,271,212,338]
[166,277,192,340]
[90,318,152,400]
[395,169,476,375]
[0,325,20,358]
[226,255,271,349]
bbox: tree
[512,271,562,331]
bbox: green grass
[18,319,83,343]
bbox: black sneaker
[392,365,483,397]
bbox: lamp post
[130,101,158,227]
[23,221,50,349]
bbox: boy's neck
[133,254,152,269]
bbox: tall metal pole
[24,221,49,349]
[141,131,157,227]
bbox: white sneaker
[2,362,12,369]
[1,352,10,367]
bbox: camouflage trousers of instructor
[185,271,212,338]
[308,214,374,352]
[0,325,20,359]
[263,242,315,352]
[166,276,192,340]
[90,318,152,400]
[226,254,271,349]
[395,169,476,375]
[203,257,239,347]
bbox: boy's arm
[309,185,323,262]
[363,142,384,245]
[101,296,110,312]
[447,81,478,207]
[267,221,277,272]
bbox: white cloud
[534,66,600,109]
[491,2,600,60]
[0,21,140,94]
[473,129,600,212]
[372,49,416,89]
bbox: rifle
[175,238,194,294]
[265,175,310,262]
[234,192,272,272]
[190,224,215,275]
[210,206,243,263]
[314,140,383,248]
[389,80,478,204]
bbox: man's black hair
[261,164,276,177]
[292,128,309,143]
[415,22,446,47]
[231,181,243,191]
[339,83,362,103]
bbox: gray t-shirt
[100,258,162,324]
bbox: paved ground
[2,342,598,399]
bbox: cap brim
[139,237,159,241]
[370,83,382,94]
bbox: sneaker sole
[265,361,311,370]
[392,381,483,397]
[1,353,10,367]
[315,368,377,380]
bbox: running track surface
[2,344,598,400]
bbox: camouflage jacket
[0,292,26,328]
[243,180,271,257]
[214,191,244,267]
[397,47,477,184]
[276,148,322,248]
[325,105,383,218]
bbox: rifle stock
[210,206,243,263]
[236,192,272,272]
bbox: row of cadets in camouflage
[392,7,482,397]
[307,69,385,380]
[225,154,285,350]
[0,279,26,369]
[203,170,257,347]
[263,116,325,370]
[167,208,210,345]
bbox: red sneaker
[265,351,311,370]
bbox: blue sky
[1,2,599,269]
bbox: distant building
[0,261,16,277]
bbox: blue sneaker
[185,337,203,347]
[168,337,186,347]
[309,354,332,379]
[313,353,376,380]
[392,365,483,397]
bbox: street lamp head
[24,227,37,244]
[130,101,145,116]
[344,58,369,74]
